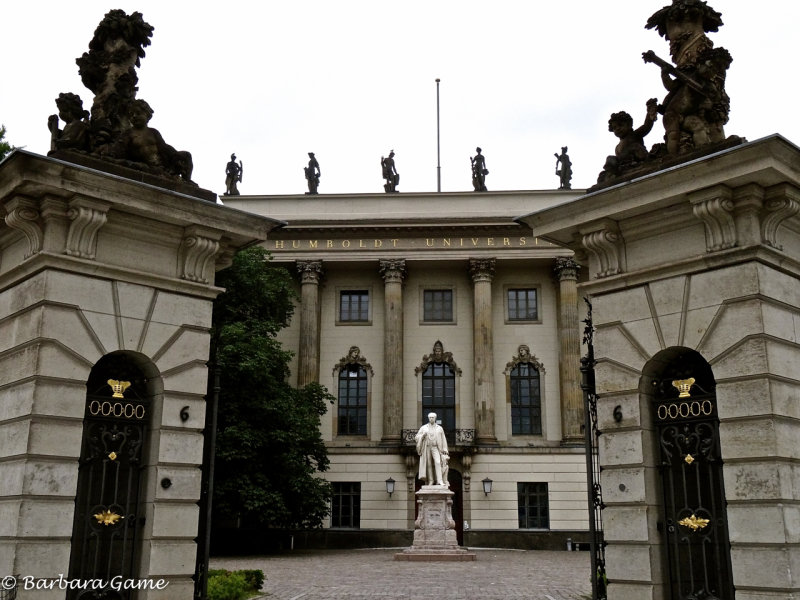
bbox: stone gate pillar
[0,151,280,600]
[520,136,800,600]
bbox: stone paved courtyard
[212,548,592,599]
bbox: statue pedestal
[394,485,476,561]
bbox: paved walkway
[211,548,592,599]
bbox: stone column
[296,260,323,387]
[379,259,406,443]
[554,257,584,443]
[469,258,497,444]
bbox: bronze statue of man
[304,152,320,194]
[381,150,399,193]
[470,147,488,191]
[554,147,572,190]
[225,153,242,195]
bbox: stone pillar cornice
[65,196,111,260]
[554,256,580,281]
[379,258,407,283]
[580,221,623,278]
[296,259,324,285]
[468,257,496,283]
[4,195,43,258]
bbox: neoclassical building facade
[225,189,591,548]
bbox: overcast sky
[3,1,799,196]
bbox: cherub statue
[597,99,658,183]
[643,0,732,155]
[48,93,90,152]
[111,99,193,182]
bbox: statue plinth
[394,485,476,561]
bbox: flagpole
[436,78,441,193]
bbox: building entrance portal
[650,350,734,600]
[68,353,154,599]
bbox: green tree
[0,125,13,160]
[211,246,333,530]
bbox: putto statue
[48,10,195,184]
[381,150,399,193]
[643,0,732,155]
[592,0,741,190]
[304,152,320,195]
[554,146,572,190]
[225,154,243,196]
[48,93,90,152]
[470,147,488,192]
[597,100,658,184]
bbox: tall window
[518,482,549,529]
[338,363,367,435]
[507,288,538,321]
[331,482,360,528]
[422,362,456,435]
[339,290,369,322]
[423,289,453,322]
[510,362,542,435]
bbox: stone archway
[67,352,161,599]
[641,347,734,600]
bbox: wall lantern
[482,477,493,496]
[385,477,396,497]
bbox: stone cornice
[0,251,224,299]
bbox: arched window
[417,340,460,435]
[338,364,368,435]
[510,362,542,435]
[504,344,544,436]
[334,346,372,436]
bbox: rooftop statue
[592,0,741,190]
[305,152,320,195]
[48,10,196,184]
[225,154,243,196]
[470,147,488,192]
[381,150,399,193]
[554,146,572,190]
[643,0,732,155]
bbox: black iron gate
[654,374,734,600]
[68,358,149,599]
[581,299,607,599]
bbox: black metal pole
[436,78,441,193]
[581,352,599,600]
[195,358,221,600]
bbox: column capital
[379,259,407,283]
[296,260,323,284]
[554,256,580,281]
[468,257,496,283]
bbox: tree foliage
[0,125,13,160]
[211,246,333,530]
